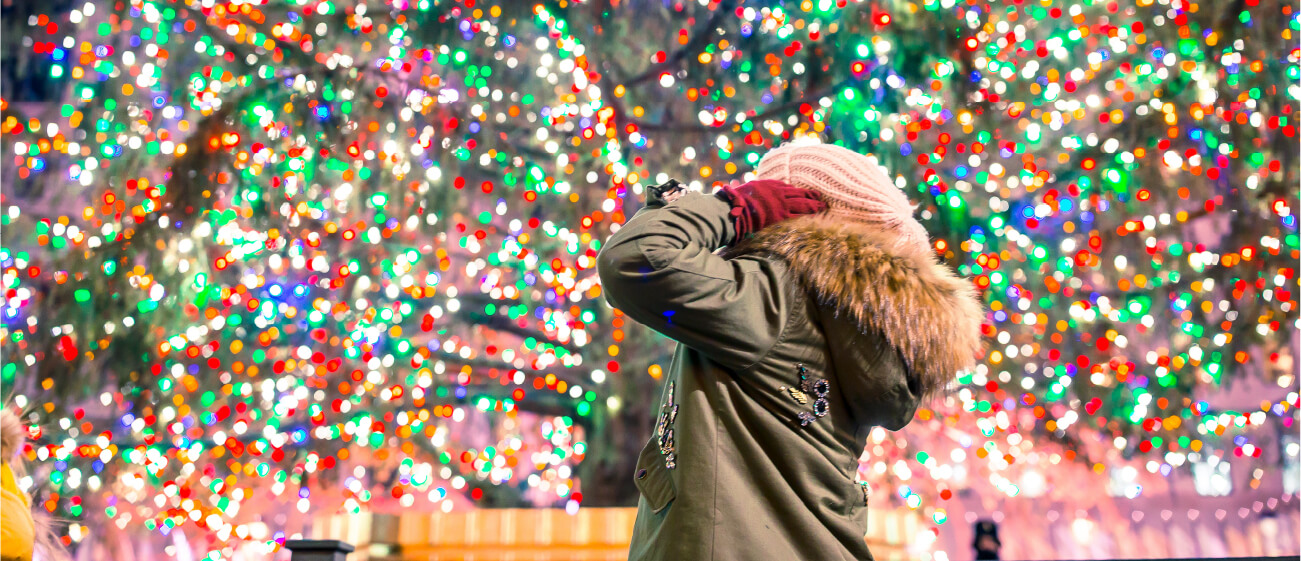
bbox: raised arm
[596,182,823,371]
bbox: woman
[597,142,983,560]
[2,409,65,561]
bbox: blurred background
[0,0,1297,559]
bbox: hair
[3,408,70,561]
[0,409,24,462]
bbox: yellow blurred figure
[2,409,65,561]
[1,408,35,561]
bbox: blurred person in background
[2,409,67,561]
[974,520,1001,560]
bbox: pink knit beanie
[756,142,930,252]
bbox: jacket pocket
[632,438,677,513]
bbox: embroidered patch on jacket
[783,364,829,427]
[655,382,679,469]
[859,482,871,506]
[787,387,809,404]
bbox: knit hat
[755,141,930,251]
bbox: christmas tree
[1,0,1296,558]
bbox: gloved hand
[645,179,687,210]
[715,179,826,240]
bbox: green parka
[597,191,982,561]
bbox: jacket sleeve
[596,192,788,371]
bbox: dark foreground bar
[284,540,355,561]
[1013,558,1294,561]
[283,541,1293,561]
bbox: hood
[729,215,984,402]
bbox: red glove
[716,179,826,240]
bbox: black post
[284,540,355,561]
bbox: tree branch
[619,0,738,88]
[629,78,850,133]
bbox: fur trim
[729,215,984,397]
[1,409,23,460]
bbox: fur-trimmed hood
[729,215,984,398]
